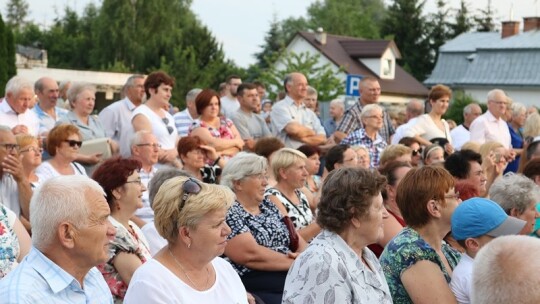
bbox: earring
[187,242,191,249]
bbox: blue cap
[451,197,526,241]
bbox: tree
[5,0,29,31]
[444,90,480,125]
[427,0,451,57]
[382,0,433,81]
[0,14,8,96]
[450,0,474,38]
[258,51,344,102]
[474,0,496,32]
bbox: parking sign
[345,74,363,96]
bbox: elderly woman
[124,177,249,303]
[132,71,179,167]
[283,167,392,303]
[0,202,31,279]
[265,148,320,241]
[352,145,371,169]
[506,102,527,173]
[404,84,454,154]
[254,137,285,187]
[177,135,225,184]
[189,89,244,159]
[489,174,540,235]
[423,144,445,166]
[369,161,412,257]
[221,152,305,303]
[523,159,540,237]
[379,144,413,168]
[341,104,388,168]
[297,144,321,195]
[15,134,42,188]
[36,124,87,181]
[380,166,461,303]
[92,157,151,302]
[58,82,117,169]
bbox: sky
[15,0,540,67]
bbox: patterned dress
[379,227,461,304]
[0,204,19,279]
[189,117,238,160]
[264,188,313,229]
[98,217,152,303]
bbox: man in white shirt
[173,88,202,137]
[451,103,482,150]
[220,75,242,118]
[98,75,145,157]
[0,76,39,136]
[391,99,424,144]
[470,89,511,149]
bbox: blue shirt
[172,109,194,138]
[505,123,523,173]
[0,247,113,304]
[33,103,68,135]
[323,118,337,137]
[98,98,137,157]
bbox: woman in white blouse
[405,84,454,154]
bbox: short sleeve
[270,103,291,134]
[225,204,250,240]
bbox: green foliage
[0,14,8,96]
[258,51,344,102]
[5,0,29,31]
[444,90,480,125]
[474,1,496,32]
[450,0,474,38]
[427,0,451,55]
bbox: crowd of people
[0,70,539,303]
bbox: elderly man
[0,175,116,302]
[230,83,271,151]
[271,72,326,149]
[173,88,202,137]
[470,90,511,148]
[98,75,146,157]
[472,235,540,304]
[0,126,32,219]
[334,76,395,143]
[391,99,424,144]
[33,77,67,136]
[220,75,242,118]
[323,98,345,138]
[0,76,39,136]
[130,130,159,227]
[451,103,483,150]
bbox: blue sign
[345,74,363,96]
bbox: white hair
[130,130,154,148]
[486,89,506,102]
[463,103,480,115]
[186,88,202,104]
[489,173,540,215]
[329,98,345,110]
[360,104,383,121]
[511,102,527,118]
[472,235,540,304]
[5,76,34,97]
[220,152,267,190]
[30,175,105,250]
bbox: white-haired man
[0,76,39,136]
[391,99,424,144]
[323,98,345,138]
[451,103,482,150]
[0,175,116,302]
[470,89,511,148]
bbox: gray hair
[487,89,506,102]
[186,88,202,104]
[5,76,34,97]
[511,102,527,118]
[306,86,317,96]
[220,152,268,191]
[330,98,345,110]
[30,175,104,250]
[489,174,540,215]
[34,77,56,93]
[148,168,192,207]
[67,82,96,107]
[360,104,383,121]
[472,235,540,304]
[130,130,153,148]
[463,103,481,115]
[406,99,424,116]
[123,75,145,91]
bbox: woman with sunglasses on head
[36,124,87,182]
[177,135,225,184]
[399,136,423,167]
[221,152,306,304]
[124,176,250,304]
[15,134,43,189]
[380,166,461,304]
[132,71,180,168]
[189,89,244,160]
[92,157,151,303]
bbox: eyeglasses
[64,140,83,148]
[249,173,269,181]
[136,143,162,149]
[412,148,423,156]
[444,192,461,201]
[0,143,20,152]
[162,117,175,135]
[20,146,43,154]
[366,115,383,120]
[179,178,202,211]
[126,178,143,185]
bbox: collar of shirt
[359,128,385,144]
[485,110,502,123]
[123,97,137,112]
[0,99,17,115]
[30,247,85,294]
[283,95,305,109]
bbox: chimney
[501,21,520,38]
[315,27,326,45]
[523,17,540,32]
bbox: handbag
[281,216,300,252]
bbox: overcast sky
[16,0,540,67]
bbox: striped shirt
[173,109,194,138]
[0,247,113,303]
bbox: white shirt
[98,98,137,157]
[0,174,20,216]
[404,114,452,144]
[132,105,177,150]
[391,117,418,145]
[124,257,248,304]
[469,110,511,149]
[141,221,167,256]
[220,96,240,119]
[450,253,474,304]
[0,101,39,136]
[450,124,470,151]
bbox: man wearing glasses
[470,89,512,149]
[0,126,32,220]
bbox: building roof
[296,31,428,97]
[16,45,45,60]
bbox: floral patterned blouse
[283,230,393,304]
[224,199,291,276]
[264,188,313,229]
[189,117,235,140]
[379,227,461,304]
[0,204,19,279]
[98,217,152,303]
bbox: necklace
[168,247,210,290]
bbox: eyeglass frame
[136,143,162,149]
[19,146,43,154]
[64,140,83,148]
[179,178,202,211]
[0,143,20,152]
[412,148,423,156]
[161,117,175,135]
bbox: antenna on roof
[509,0,514,20]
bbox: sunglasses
[179,178,202,211]
[162,117,175,135]
[412,148,423,156]
[64,140,83,148]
